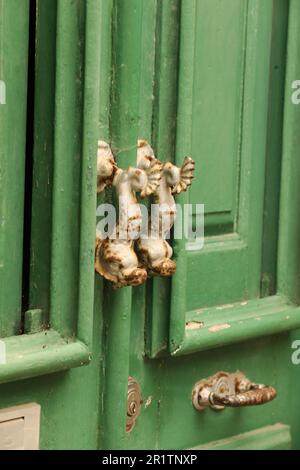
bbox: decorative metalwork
[95,141,162,287]
[126,376,142,432]
[95,139,194,287]
[136,140,195,277]
[192,371,277,411]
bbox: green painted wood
[24,309,48,334]
[0,5,103,452]
[0,329,90,385]
[0,0,29,337]
[0,0,101,385]
[128,332,297,449]
[29,0,56,318]
[0,319,101,449]
[169,0,196,351]
[95,0,114,449]
[146,0,180,357]
[124,0,300,452]
[77,0,103,348]
[189,0,247,227]
[191,424,291,450]
[280,2,300,451]
[170,0,274,352]
[102,0,152,450]
[138,0,157,139]
[50,0,85,338]
[177,295,300,356]
[261,0,289,297]
[1,0,300,452]
[30,0,98,347]
[277,0,300,305]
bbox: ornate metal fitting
[95,140,162,288]
[95,139,195,287]
[192,371,277,411]
[136,141,195,277]
[126,376,142,433]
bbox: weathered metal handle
[192,371,277,411]
[210,384,277,408]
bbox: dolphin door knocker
[95,141,162,287]
[95,140,195,287]
[136,141,195,277]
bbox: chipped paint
[172,345,182,355]
[208,323,231,332]
[144,396,152,408]
[216,304,234,310]
[185,321,204,330]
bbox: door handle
[192,371,277,411]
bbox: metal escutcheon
[126,376,143,432]
[192,371,277,411]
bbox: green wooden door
[100,0,300,450]
[0,0,102,449]
[1,0,300,451]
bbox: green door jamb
[0,0,29,337]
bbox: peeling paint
[216,304,234,310]
[186,321,204,330]
[144,396,152,408]
[172,345,181,355]
[208,323,231,333]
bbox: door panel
[0,0,29,337]
[149,0,283,356]
[103,0,300,451]
[28,0,56,316]
[0,0,104,449]
[190,0,246,224]
[172,0,273,325]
